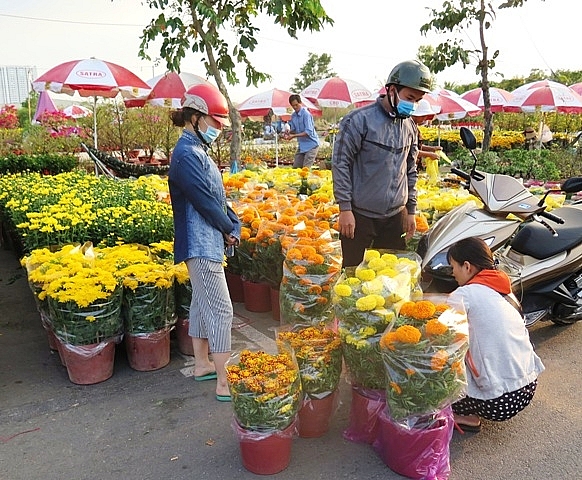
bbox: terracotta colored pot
[225,272,245,303]
[125,329,170,371]
[175,317,194,356]
[297,389,339,438]
[60,340,115,385]
[242,280,271,313]
[235,420,296,475]
[270,286,281,322]
[342,385,386,444]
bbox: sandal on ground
[454,420,482,433]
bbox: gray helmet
[386,60,433,93]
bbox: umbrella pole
[275,131,279,167]
[93,96,98,149]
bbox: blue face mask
[199,118,222,144]
[396,93,416,118]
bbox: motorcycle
[417,126,582,327]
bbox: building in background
[0,66,37,106]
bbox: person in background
[168,83,241,403]
[263,112,276,141]
[540,123,553,148]
[447,237,545,432]
[411,98,442,170]
[332,59,433,268]
[523,126,538,150]
[284,94,320,168]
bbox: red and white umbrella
[301,76,373,108]
[504,84,582,113]
[461,87,513,113]
[426,89,481,120]
[237,88,321,118]
[62,105,92,118]
[124,71,211,108]
[32,58,151,147]
[569,82,582,96]
[512,79,566,94]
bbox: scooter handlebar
[450,167,471,182]
[540,210,565,224]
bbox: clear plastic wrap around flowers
[122,283,176,334]
[379,299,469,421]
[334,249,423,390]
[276,325,343,400]
[279,231,341,328]
[226,349,303,433]
[49,286,124,346]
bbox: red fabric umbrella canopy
[62,105,92,118]
[124,71,211,108]
[426,89,480,120]
[301,76,373,108]
[32,58,151,147]
[237,88,321,118]
[32,57,150,98]
[569,82,582,96]
[504,83,582,113]
[460,87,512,113]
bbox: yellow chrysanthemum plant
[22,243,124,346]
[276,324,343,401]
[226,348,303,433]
[107,244,177,335]
[379,298,469,421]
[279,228,342,329]
[333,249,424,390]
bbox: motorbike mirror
[460,127,477,150]
[561,177,582,194]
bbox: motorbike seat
[510,205,582,259]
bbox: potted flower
[111,244,176,371]
[276,325,342,438]
[23,243,123,385]
[374,298,468,478]
[226,349,303,475]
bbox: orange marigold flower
[430,350,449,371]
[435,303,449,314]
[451,360,464,376]
[425,319,448,336]
[405,368,416,376]
[394,325,422,343]
[299,278,313,286]
[379,331,398,350]
[415,214,430,233]
[286,248,303,261]
[399,301,416,317]
[308,284,323,295]
[315,296,328,304]
[412,300,437,319]
[293,302,305,313]
[293,265,307,276]
[389,381,402,395]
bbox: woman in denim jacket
[169,83,240,402]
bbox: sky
[0,0,578,104]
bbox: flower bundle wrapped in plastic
[279,229,341,328]
[22,243,123,346]
[276,325,342,399]
[334,249,423,390]
[226,349,303,432]
[379,299,469,421]
[109,244,176,334]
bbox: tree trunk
[479,0,493,152]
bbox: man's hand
[338,211,356,239]
[404,214,416,241]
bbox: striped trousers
[185,257,232,353]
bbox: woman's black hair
[170,107,201,128]
[447,237,496,271]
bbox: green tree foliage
[138,0,333,165]
[419,0,539,153]
[290,52,336,93]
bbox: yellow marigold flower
[371,294,385,308]
[333,284,352,297]
[394,325,422,343]
[412,300,437,319]
[367,257,387,271]
[431,350,449,371]
[377,267,398,277]
[356,295,378,311]
[361,278,383,295]
[381,253,398,265]
[364,249,381,262]
[356,268,376,282]
[425,318,448,336]
[346,277,361,286]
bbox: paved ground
[1,244,582,480]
